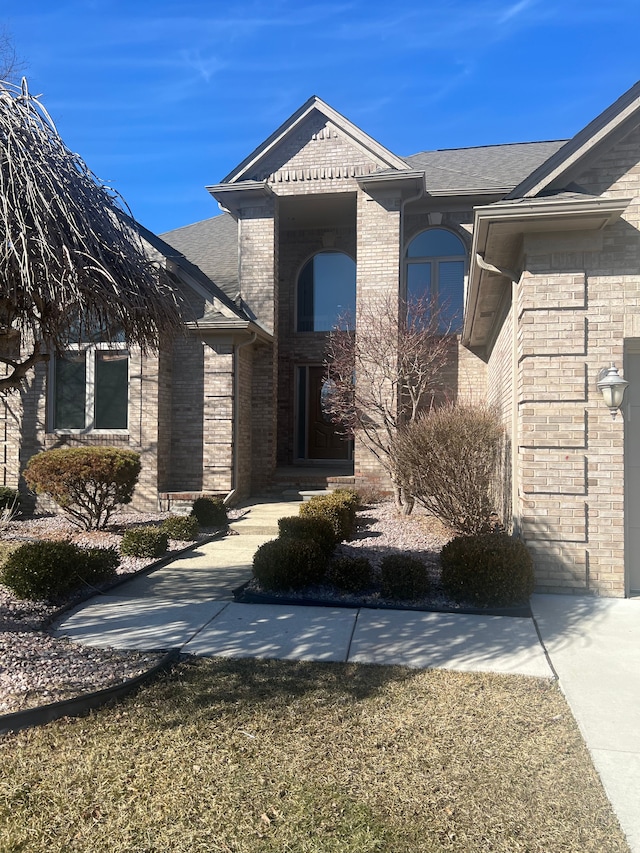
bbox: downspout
[224,332,257,506]
[475,253,520,536]
[399,176,426,302]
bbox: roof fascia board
[220,96,409,184]
[507,81,640,199]
[186,317,272,343]
[462,195,632,345]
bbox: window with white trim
[52,344,129,432]
[405,228,466,332]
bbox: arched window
[405,228,465,332]
[297,251,356,332]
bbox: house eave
[462,196,632,351]
[186,317,273,346]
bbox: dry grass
[0,658,629,852]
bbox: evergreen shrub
[191,496,228,527]
[0,486,21,513]
[161,515,200,541]
[1,540,119,600]
[278,515,337,555]
[120,526,169,558]
[327,555,373,593]
[379,554,430,600]
[440,532,535,607]
[299,491,357,542]
[252,537,327,592]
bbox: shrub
[299,492,357,542]
[191,496,228,527]
[252,537,327,592]
[1,540,119,601]
[120,526,169,558]
[393,403,505,535]
[23,447,141,530]
[440,533,535,608]
[161,515,200,542]
[278,515,337,555]
[0,486,21,513]
[379,554,430,601]
[327,555,373,593]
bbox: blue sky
[5,0,640,234]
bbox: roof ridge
[409,139,568,157]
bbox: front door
[298,366,351,460]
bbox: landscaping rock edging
[233,582,533,619]
[0,648,182,736]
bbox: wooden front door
[304,366,351,460]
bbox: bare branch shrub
[0,79,183,391]
[324,293,455,513]
[393,402,505,535]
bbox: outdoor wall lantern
[597,364,629,419]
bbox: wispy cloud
[497,0,534,25]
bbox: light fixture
[597,364,629,419]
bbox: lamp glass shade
[597,365,629,413]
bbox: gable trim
[220,96,409,184]
[507,80,640,199]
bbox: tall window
[52,344,129,432]
[406,228,465,332]
[297,251,356,332]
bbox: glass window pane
[95,352,128,429]
[297,251,356,331]
[407,228,465,258]
[407,262,432,303]
[55,354,86,429]
[297,260,314,332]
[438,260,465,331]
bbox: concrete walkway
[53,499,640,851]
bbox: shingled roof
[160,214,239,301]
[404,140,567,194]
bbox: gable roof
[507,80,640,198]
[220,95,410,185]
[405,140,567,194]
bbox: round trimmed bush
[380,554,430,600]
[278,515,337,555]
[1,540,119,601]
[191,496,227,527]
[161,515,200,542]
[23,447,141,530]
[252,537,327,592]
[327,555,373,593]
[120,526,169,558]
[299,492,357,542]
[440,532,535,607]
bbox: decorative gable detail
[245,115,387,185]
[219,96,409,187]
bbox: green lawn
[0,658,629,852]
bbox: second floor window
[297,251,356,332]
[406,228,465,332]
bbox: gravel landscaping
[0,501,459,716]
[0,509,227,714]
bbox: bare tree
[0,79,183,392]
[0,28,24,83]
[324,293,455,513]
